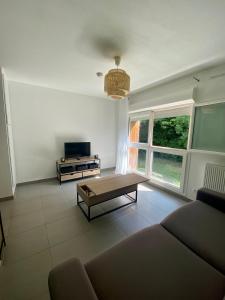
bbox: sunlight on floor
[138,184,153,192]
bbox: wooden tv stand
[56,156,101,184]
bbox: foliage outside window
[153,116,190,149]
[152,152,183,188]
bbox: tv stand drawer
[83,169,100,177]
[61,172,82,181]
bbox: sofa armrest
[48,258,98,300]
[197,188,225,213]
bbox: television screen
[64,142,91,158]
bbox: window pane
[192,103,225,152]
[129,119,149,143]
[128,148,147,174]
[137,149,147,173]
[153,116,190,149]
[139,120,149,143]
[152,152,183,188]
[128,147,138,169]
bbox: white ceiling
[1,0,225,97]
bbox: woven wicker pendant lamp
[104,56,130,100]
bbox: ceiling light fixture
[104,56,130,100]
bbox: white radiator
[203,163,225,193]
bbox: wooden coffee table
[76,173,148,221]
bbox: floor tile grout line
[1,174,186,300]
[5,223,49,239]
[3,247,52,268]
[131,204,164,226]
[6,202,181,240]
[9,206,43,219]
[7,221,46,237]
[44,223,54,269]
[47,220,100,249]
[43,207,83,226]
[4,209,156,268]
[49,218,128,251]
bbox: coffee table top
[78,173,148,196]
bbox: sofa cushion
[85,224,225,300]
[49,258,98,300]
[162,201,225,275]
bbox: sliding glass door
[150,110,190,191]
[128,106,192,193]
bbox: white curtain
[115,98,129,174]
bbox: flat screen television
[64,142,91,158]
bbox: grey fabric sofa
[48,188,225,300]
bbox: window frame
[149,147,187,192]
[128,104,193,193]
[128,112,151,176]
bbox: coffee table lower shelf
[76,190,137,222]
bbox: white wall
[186,152,225,200]
[0,70,13,198]
[129,63,225,111]
[195,64,225,103]
[2,73,16,193]
[188,64,225,199]
[9,81,117,183]
[129,63,225,200]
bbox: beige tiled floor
[0,170,187,300]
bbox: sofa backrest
[197,188,225,213]
[161,200,225,275]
